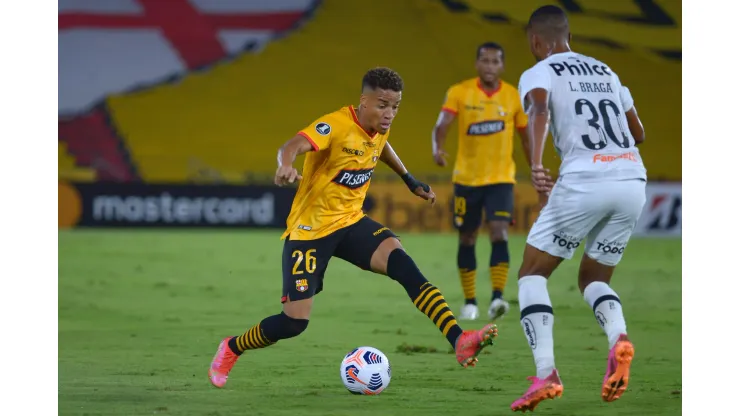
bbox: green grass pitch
[59,230,681,415]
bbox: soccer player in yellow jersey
[208,68,499,388]
[432,43,531,322]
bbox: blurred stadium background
[58,1,681,414]
[58,0,680,236]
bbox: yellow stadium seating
[107,0,681,183]
[58,142,97,182]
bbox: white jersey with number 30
[518,51,647,181]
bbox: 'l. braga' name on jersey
[549,58,615,94]
[568,81,614,94]
[332,168,374,189]
[467,120,505,136]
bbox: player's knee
[518,261,554,279]
[518,245,561,279]
[386,248,428,288]
[370,236,404,274]
[459,230,477,246]
[377,236,403,254]
[278,312,309,339]
[488,222,508,242]
[577,255,615,293]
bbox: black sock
[387,249,464,347]
[457,244,477,304]
[228,312,309,355]
[490,240,509,301]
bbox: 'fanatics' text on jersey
[442,78,528,186]
[281,106,389,241]
[517,52,647,182]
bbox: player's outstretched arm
[380,142,436,204]
[514,97,533,168]
[432,111,456,167]
[517,126,533,169]
[619,85,645,145]
[525,88,555,194]
[274,135,313,186]
[379,141,407,176]
[625,107,645,145]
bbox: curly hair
[361,67,404,92]
[477,42,505,61]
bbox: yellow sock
[490,262,509,296]
[412,282,462,346]
[459,269,476,301]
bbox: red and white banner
[633,182,682,237]
[58,0,320,115]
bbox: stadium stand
[58,141,97,182]
[58,109,139,182]
[60,0,681,183]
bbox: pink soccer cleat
[208,337,239,388]
[511,369,564,412]
[602,334,634,402]
[454,323,498,367]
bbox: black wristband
[401,172,430,192]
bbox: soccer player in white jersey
[510,5,648,412]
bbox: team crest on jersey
[498,106,507,117]
[315,122,331,136]
[372,149,379,162]
[467,120,505,136]
[296,279,309,292]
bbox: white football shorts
[526,176,646,266]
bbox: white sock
[583,282,627,349]
[518,275,555,379]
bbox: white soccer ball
[340,346,392,395]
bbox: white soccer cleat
[488,298,510,321]
[460,304,480,320]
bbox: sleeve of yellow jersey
[441,85,460,116]
[297,115,336,152]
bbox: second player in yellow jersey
[208,68,500,389]
[432,42,531,323]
